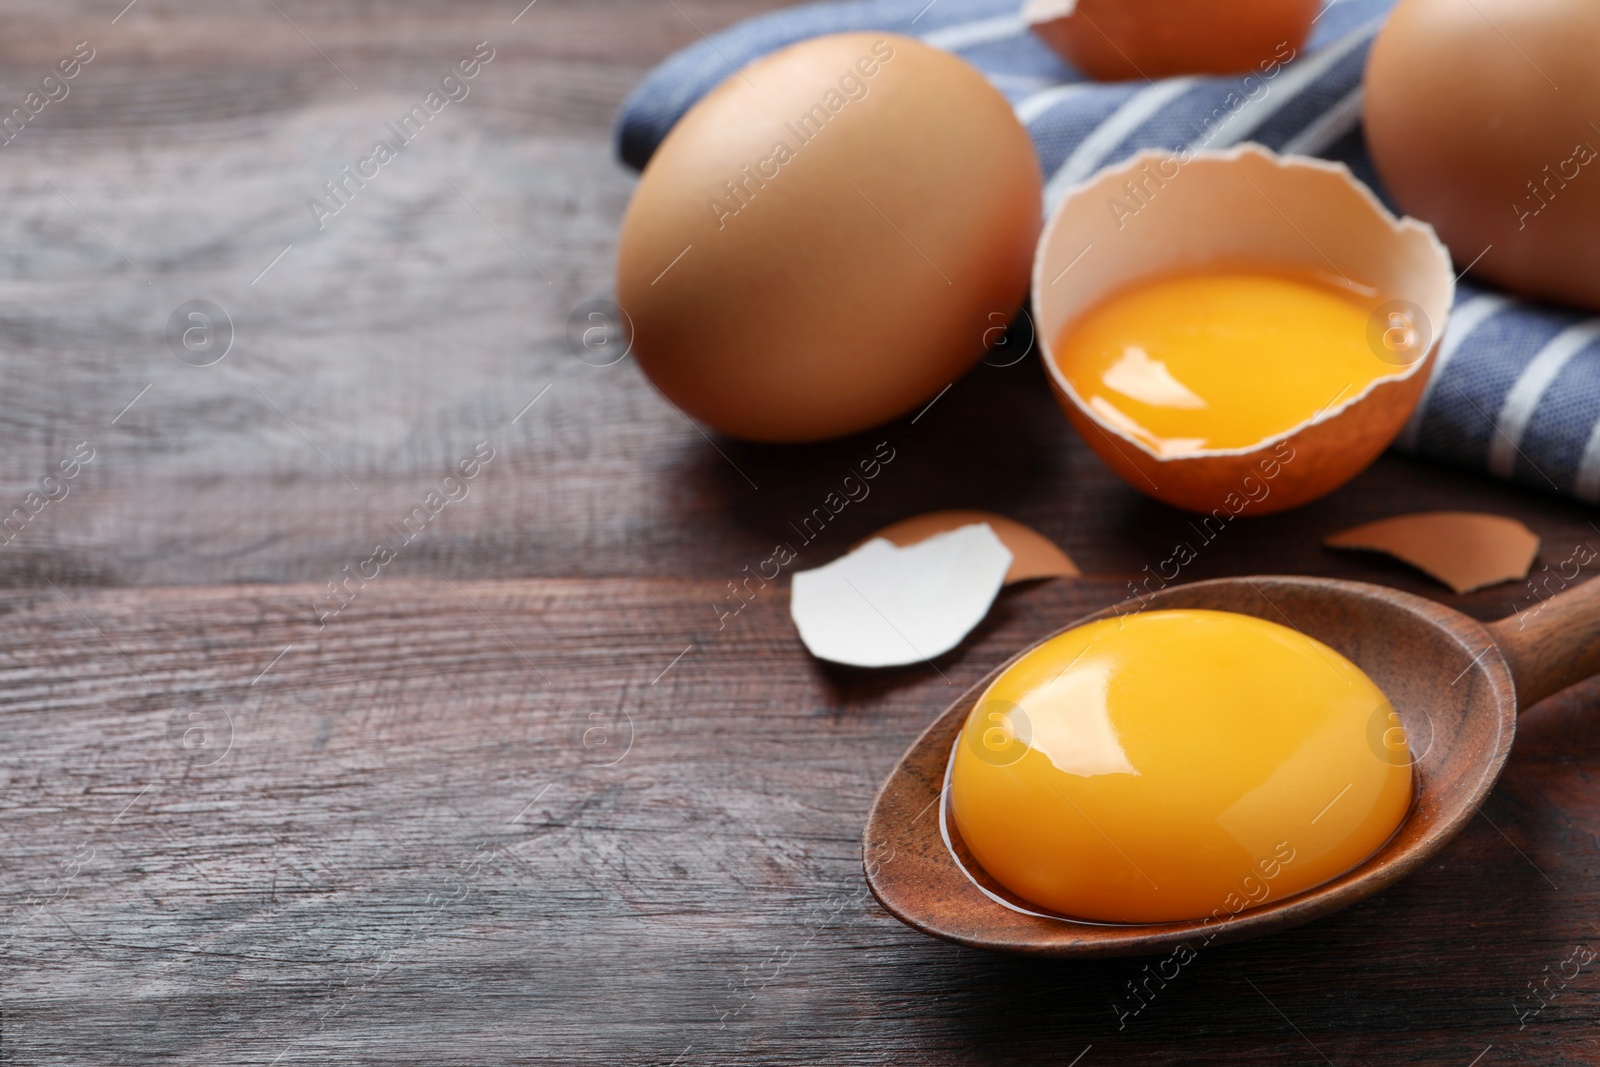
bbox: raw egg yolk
[1053,268,1388,456]
[949,609,1413,924]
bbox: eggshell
[790,525,1013,668]
[1033,145,1454,515]
[1364,0,1600,311]
[1326,512,1540,594]
[1024,0,1317,81]
[863,510,1079,584]
[616,33,1042,443]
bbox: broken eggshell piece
[790,524,1013,668]
[1326,511,1540,594]
[863,510,1078,585]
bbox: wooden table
[5,2,1600,1063]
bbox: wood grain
[3,1,1600,1064]
[4,577,1600,1065]
[1492,572,1600,709]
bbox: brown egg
[1024,0,1317,81]
[1365,0,1600,310]
[615,33,1042,443]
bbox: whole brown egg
[615,33,1042,443]
[1024,0,1318,81]
[1364,0,1600,310]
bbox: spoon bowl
[863,574,1600,956]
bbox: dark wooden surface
[6,2,1600,1064]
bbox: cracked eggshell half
[1033,145,1454,515]
[790,524,1013,668]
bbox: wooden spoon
[863,574,1600,957]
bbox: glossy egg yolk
[949,609,1413,924]
[1052,268,1388,456]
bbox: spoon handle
[1489,576,1600,710]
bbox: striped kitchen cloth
[616,0,1600,504]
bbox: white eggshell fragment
[789,524,1014,668]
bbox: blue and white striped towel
[616,0,1600,504]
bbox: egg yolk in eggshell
[949,609,1413,924]
[1053,267,1391,457]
